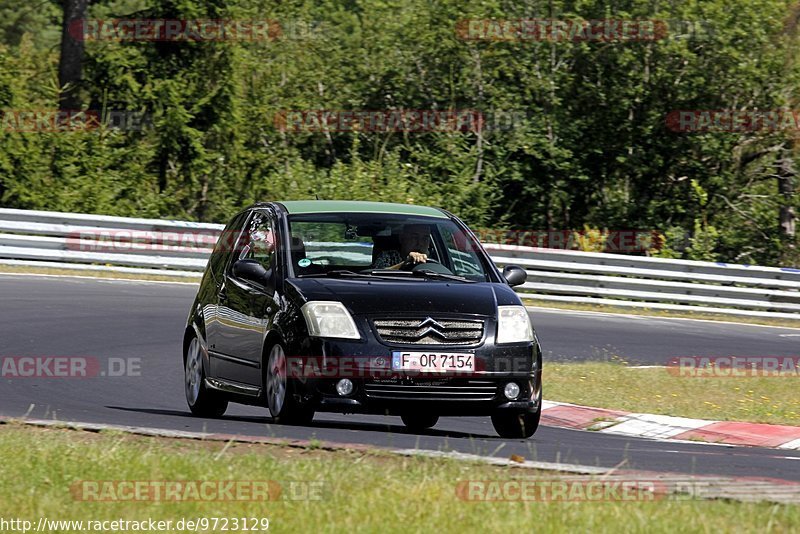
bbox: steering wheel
[401,257,439,270]
[410,258,454,275]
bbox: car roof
[275,200,448,219]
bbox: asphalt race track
[2,274,800,481]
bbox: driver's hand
[407,252,427,264]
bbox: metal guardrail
[1,208,798,320]
[485,245,800,319]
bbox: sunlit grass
[547,360,800,425]
[0,424,799,532]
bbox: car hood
[287,278,521,317]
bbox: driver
[373,224,431,270]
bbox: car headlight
[496,305,534,344]
[301,301,360,340]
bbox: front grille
[364,379,497,401]
[373,317,484,346]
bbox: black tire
[185,336,228,418]
[265,342,315,425]
[491,409,540,439]
[401,413,439,431]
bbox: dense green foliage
[0,0,798,265]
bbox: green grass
[1,424,799,532]
[525,299,800,329]
[547,361,800,426]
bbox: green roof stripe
[279,200,447,218]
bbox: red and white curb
[542,400,800,449]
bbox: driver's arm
[385,251,427,269]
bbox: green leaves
[0,0,797,265]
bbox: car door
[211,209,279,388]
[203,211,248,358]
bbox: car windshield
[286,213,491,282]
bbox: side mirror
[502,265,527,287]
[232,259,272,287]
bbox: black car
[183,200,542,438]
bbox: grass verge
[547,361,800,425]
[0,423,798,532]
[525,299,800,329]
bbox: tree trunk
[778,152,797,239]
[58,0,89,111]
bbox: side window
[235,211,277,271]
[208,211,248,282]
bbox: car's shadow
[106,406,493,439]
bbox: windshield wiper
[363,269,414,276]
[410,270,476,283]
[299,270,405,281]
[299,270,372,279]
[365,269,475,283]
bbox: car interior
[288,224,449,277]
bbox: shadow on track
[106,405,493,439]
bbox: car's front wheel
[491,410,540,439]
[265,342,315,425]
[185,336,228,417]
[401,413,439,431]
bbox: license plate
[391,351,475,372]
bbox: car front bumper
[286,337,542,416]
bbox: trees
[0,0,797,265]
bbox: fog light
[504,382,520,400]
[336,379,354,396]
